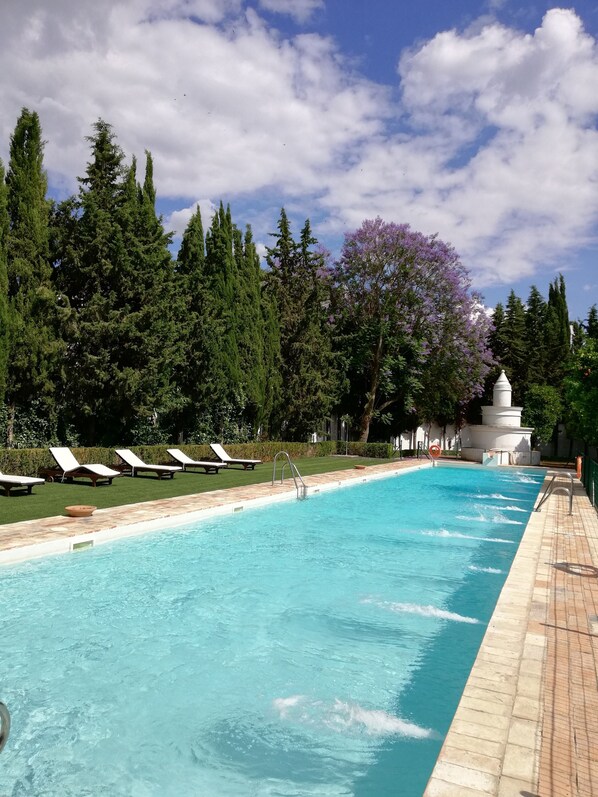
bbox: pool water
[1,465,544,796]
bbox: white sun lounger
[166,448,226,474]
[115,449,182,479]
[49,447,121,486]
[0,471,45,497]
[209,443,261,470]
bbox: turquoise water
[1,465,543,796]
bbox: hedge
[337,441,394,459]
[0,440,369,477]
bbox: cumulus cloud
[0,0,384,202]
[165,198,217,236]
[0,2,596,291]
[320,8,598,287]
[395,9,598,285]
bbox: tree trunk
[359,333,384,442]
[359,391,376,442]
[6,402,15,447]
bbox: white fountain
[460,370,537,465]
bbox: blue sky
[0,0,597,320]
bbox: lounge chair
[166,448,226,474]
[0,470,45,497]
[49,447,122,487]
[115,449,182,479]
[209,443,261,470]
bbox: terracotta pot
[65,505,97,518]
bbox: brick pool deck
[0,459,596,795]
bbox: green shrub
[337,441,393,458]
[0,440,344,476]
[0,447,54,477]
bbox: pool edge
[424,469,594,797]
[0,459,431,565]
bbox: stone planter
[65,505,97,518]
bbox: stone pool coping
[1,459,594,795]
[0,458,423,564]
[425,468,598,797]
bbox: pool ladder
[0,702,10,753]
[417,444,435,466]
[534,470,573,515]
[272,451,308,500]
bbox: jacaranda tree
[332,217,492,442]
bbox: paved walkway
[1,461,597,795]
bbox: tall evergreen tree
[55,122,177,444]
[586,305,598,341]
[5,108,62,445]
[234,224,266,433]
[55,119,128,443]
[0,159,9,404]
[266,209,337,440]
[260,289,282,437]
[174,204,222,439]
[524,285,548,385]
[501,291,527,403]
[544,274,570,386]
[119,151,182,442]
[488,303,507,364]
[203,202,241,410]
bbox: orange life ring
[576,456,582,479]
[429,444,441,459]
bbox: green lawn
[0,456,395,525]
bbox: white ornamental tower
[460,371,537,465]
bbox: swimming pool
[1,465,544,796]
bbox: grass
[0,455,395,525]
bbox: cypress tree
[502,291,527,403]
[174,204,220,439]
[5,108,62,445]
[204,202,241,409]
[261,289,282,437]
[524,285,547,385]
[0,159,9,404]
[119,151,181,442]
[234,224,265,433]
[178,205,205,279]
[544,274,570,386]
[265,209,337,440]
[488,303,508,365]
[587,305,598,341]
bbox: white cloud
[0,3,596,291]
[257,0,324,24]
[165,198,217,236]
[0,1,384,203]
[319,8,598,287]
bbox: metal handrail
[272,451,307,499]
[416,442,435,465]
[535,470,573,515]
[421,448,435,466]
[0,702,10,753]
